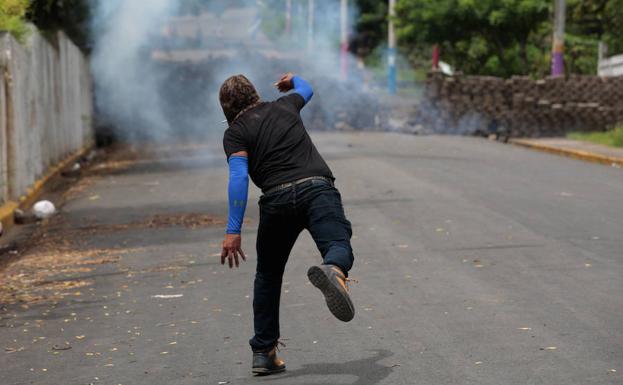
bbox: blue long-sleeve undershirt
[292,75,313,105]
[226,156,249,234]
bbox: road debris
[152,294,184,299]
[51,344,72,351]
[61,163,81,178]
[33,201,56,219]
[5,346,25,353]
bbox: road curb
[0,144,94,234]
[510,139,623,168]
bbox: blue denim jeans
[250,179,354,351]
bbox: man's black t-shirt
[223,93,334,190]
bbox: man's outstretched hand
[275,72,295,93]
[221,234,246,268]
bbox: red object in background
[340,0,349,81]
[432,45,440,70]
[341,42,349,80]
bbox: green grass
[567,126,623,148]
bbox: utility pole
[285,0,292,36]
[340,0,349,80]
[307,0,315,54]
[388,0,397,94]
[552,0,566,77]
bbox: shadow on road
[255,349,395,385]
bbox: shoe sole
[307,266,355,322]
[252,366,286,376]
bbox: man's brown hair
[219,74,261,124]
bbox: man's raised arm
[291,76,313,105]
[275,73,314,106]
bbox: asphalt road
[1,132,622,385]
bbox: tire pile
[415,72,623,138]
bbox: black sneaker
[307,264,355,322]
[252,347,286,376]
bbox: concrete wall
[0,28,93,204]
[599,54,623,77]
[417,72,623,138]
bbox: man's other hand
[275,72,295,93]
[221,234,246,268]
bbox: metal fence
[0,28,93,204]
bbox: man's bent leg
[305,186,354,275]
[303,183,355,321]
[250,200,302,352]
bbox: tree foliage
[0,0,30,41]
[565,0,623,73]
[27,0,91,51]
[394,0,551,77]
[351,0,388,57]
[350,0,623,77]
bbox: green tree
[568,0,623,53]
[0,0,30,41]
[26,0,91,51]
[351,0,388,57]
[394,0,551,77]
[565,0,623,73]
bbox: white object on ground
[33,200,56,219]
[439,61,454,76]
[152,294,184,299]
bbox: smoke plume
[90,0,386,144]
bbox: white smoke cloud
[90,0,386,143]
[92,0,180,142]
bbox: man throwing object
[219,73,355,375]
